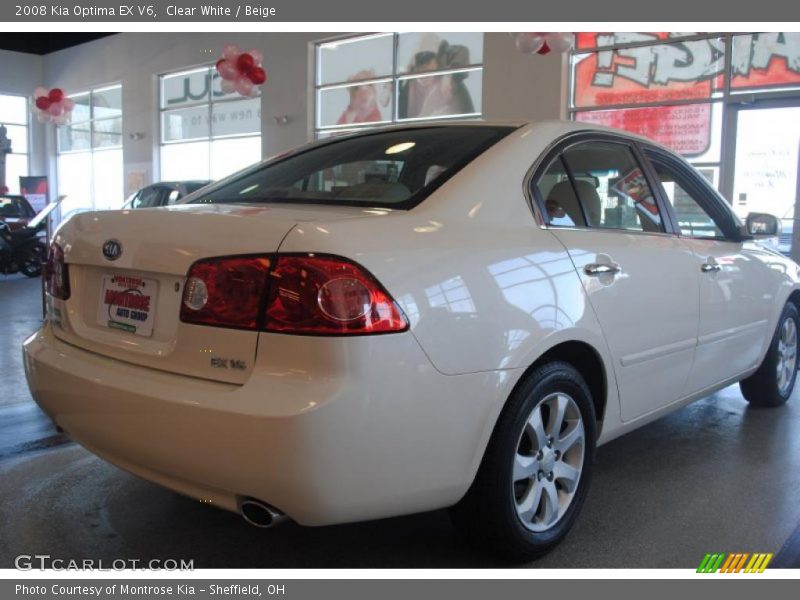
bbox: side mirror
[746,212,780,237]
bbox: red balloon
[536,41,551,55]
[248,66,267,85]
[236,53,255,73]
[48,88,64,103]
[35,96,51,110]
[216,58,226,71]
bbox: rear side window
[536,141,665,234]
[190,126,514,210]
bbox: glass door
[731,105,800,258]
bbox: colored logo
[697,552,773,573]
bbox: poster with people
[316,32,483,130]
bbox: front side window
[190,126,512,210]
[537,141,665,233]
[647,154,726,239]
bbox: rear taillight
[180,253,408,335]
[180,256,272,330]
[264,255,408,335]
[45,243,70,300]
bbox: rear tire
[450,361,596,562]
[20,243,46,278]
[740,303,799,408]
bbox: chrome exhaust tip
[240,499,288,528]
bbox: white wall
[42,32,323,197]
[483,33,567,124]
[1,32,566,203]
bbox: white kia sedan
[24,121,798,560]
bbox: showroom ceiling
[0,33,115,55]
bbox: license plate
[96,274,158,337]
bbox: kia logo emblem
[102,239,123,261]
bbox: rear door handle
[701,262,721,273]
[584,262,621,276]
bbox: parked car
[0,194,36,231]
[24,121,797,561]
[122,180,211,209]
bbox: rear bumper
[23,324,512,525]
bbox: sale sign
[572,33,800,157]
[576,104,713,156]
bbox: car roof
[150,180,212,187]
[320,119,668,152]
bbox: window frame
[56,84,123,154]
[313,32,485,136]
[158,65,262,180]
[0,93,31,193]
[528,132,676,237]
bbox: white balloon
[546,32,573,53]
[37,110,50,123]
[34,86,49,99]
[234,77,254,97]
[222,43,242,62]
[220,79,236,94]
[514,32,545,55]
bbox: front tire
[450,361,596,561]
[740,302,799,407]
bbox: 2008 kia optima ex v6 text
[23,121,800,560]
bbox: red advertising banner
[575,104,712,157]
[19,176,49,213]
[731,33,800,90]
[572,34,724,108]
[572,33,800,156]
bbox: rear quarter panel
[277,123,624,444]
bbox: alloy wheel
[776,316,798,395]
[512,392,585,532]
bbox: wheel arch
[461,338,611,503]
[787,288,800,314]
[530,340,608,425]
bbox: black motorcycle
[0,220,48,278]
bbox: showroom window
[56,84,124,216]
[568,32,800,225]
[315,32,484,136]
[0,94,30,194]
[159,66,262,181]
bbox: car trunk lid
[50,203,373,384]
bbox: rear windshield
[184,181,210,194]
[189,126,515,210]
[0,196,32,219]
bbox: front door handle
[701,262,721,273]
[584,262,621,276]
